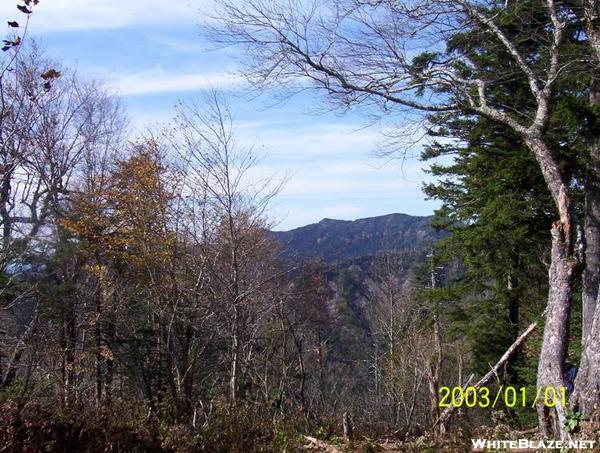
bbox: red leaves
[40,69,61,80]
[41,69,61,91]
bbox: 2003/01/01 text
[439,386,567,409]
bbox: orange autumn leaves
[62,141,178,273]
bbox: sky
[1,0,442,231]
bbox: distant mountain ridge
[272,213,445,263]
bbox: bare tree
[0,44,126,390]
[0,44,124,272]
[365,252,431,434]
[170,92,285,406]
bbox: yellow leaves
[64,141,179,282]
[84,263,107,279]
[99,345,114,362]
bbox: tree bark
[582,77,600,346]
[569,3,600,418]
[571,77,600,420]
[573,293,600,416]
[62,308,76,408]
[428,313,444,436]
[1,305,39,388]
[342,411,353,443]
[519,134,576,438]
[229,306,239,405]
[427,257,445,435]
[95,291,103,406]
[506,273,521,384]
[536,224,575,439]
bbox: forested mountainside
[270,213,443,338]
[270,213,445,336]
[270,220,444,443]
[272,213,445,263]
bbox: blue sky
[2,0,441,230]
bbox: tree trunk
[536,223,574,439]
[582,79,600,346]
[427,256,445,436]
[573,292,600,416]
[342,412,353,443]
[104,316,115,405]
[520,134,576,439]
[428,313,444,436]
[95,292,103,406]
[62,308,76,408]
[570,6,600,418]
[230,306,239,405]
[506,273,521,384]
[571,75,600,420]
[1,306,39,388]
[290,325,308,417]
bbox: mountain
[270,213,448,382]
[270,213,450,390]
[272,213,445,264]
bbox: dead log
[303,435,343,453]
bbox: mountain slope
[272,213,444,263]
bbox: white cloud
[1,0,210,33]
[106,68,243,96]
[234,122,384,161]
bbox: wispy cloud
[1,0,205,33]
[0,1,440,232]
[275,161,425,197]
[106,68,243,96]
[236,122,383,161]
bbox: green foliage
[564,410,585,434]
[271,426,303,452]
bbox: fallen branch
[433,312,544,427]
[515,427,538,436]
[303,435,343,453]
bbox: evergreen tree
[420,0,589,422]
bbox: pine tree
[420,1,589,423]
